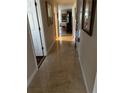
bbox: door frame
[27,0,47,68]
[27,17,39,69]
[35,0,47,56]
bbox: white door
[27,0,43,56]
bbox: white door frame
[27,17,39,69]
[35,0,47,56]
[27,0,47,56]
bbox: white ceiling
[57,0,76,5]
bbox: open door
[27,0,45,68]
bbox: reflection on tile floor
[28,35,87,93]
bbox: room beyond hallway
[28,35,87,93]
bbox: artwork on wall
[82,0,96,36]
[45,1,53,26]
[62,14,67,22]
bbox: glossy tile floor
[28,35,87,93]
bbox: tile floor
[28,35,87,93]
[59,27,72,36]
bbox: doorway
[59,9,72,36]
[27,0,46,68]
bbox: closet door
[27,0,43,56]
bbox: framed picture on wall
[45,1,53,26]
[82,0,96,36]
[62,14,67,22]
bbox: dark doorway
[66,10,72,34]
[59,9,72,36]
[36,56,46,68]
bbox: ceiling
[57,0,76,5]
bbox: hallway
[28,35,86,93]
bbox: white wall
[27,19,38,87]
[77,0,97,93]
[72,2,77,38]
[79,10,97,93]
[75,0,82,54]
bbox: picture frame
[45,1,53,26]
[82,0,96,36]
[62,13,67,22]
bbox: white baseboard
[78,56,90,93]
[27,68,38,87]
[92,74,97,93]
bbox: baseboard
[92,74,97,93]
[78,56,90,93]
[27,68,38,87]
[47,40,55,55]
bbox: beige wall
[72,1,77,38]
[39,0,56,54]
[27,19,38,86]
[53,0,59,39]
[78,1,97,93]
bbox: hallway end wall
[58,4,76,38]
